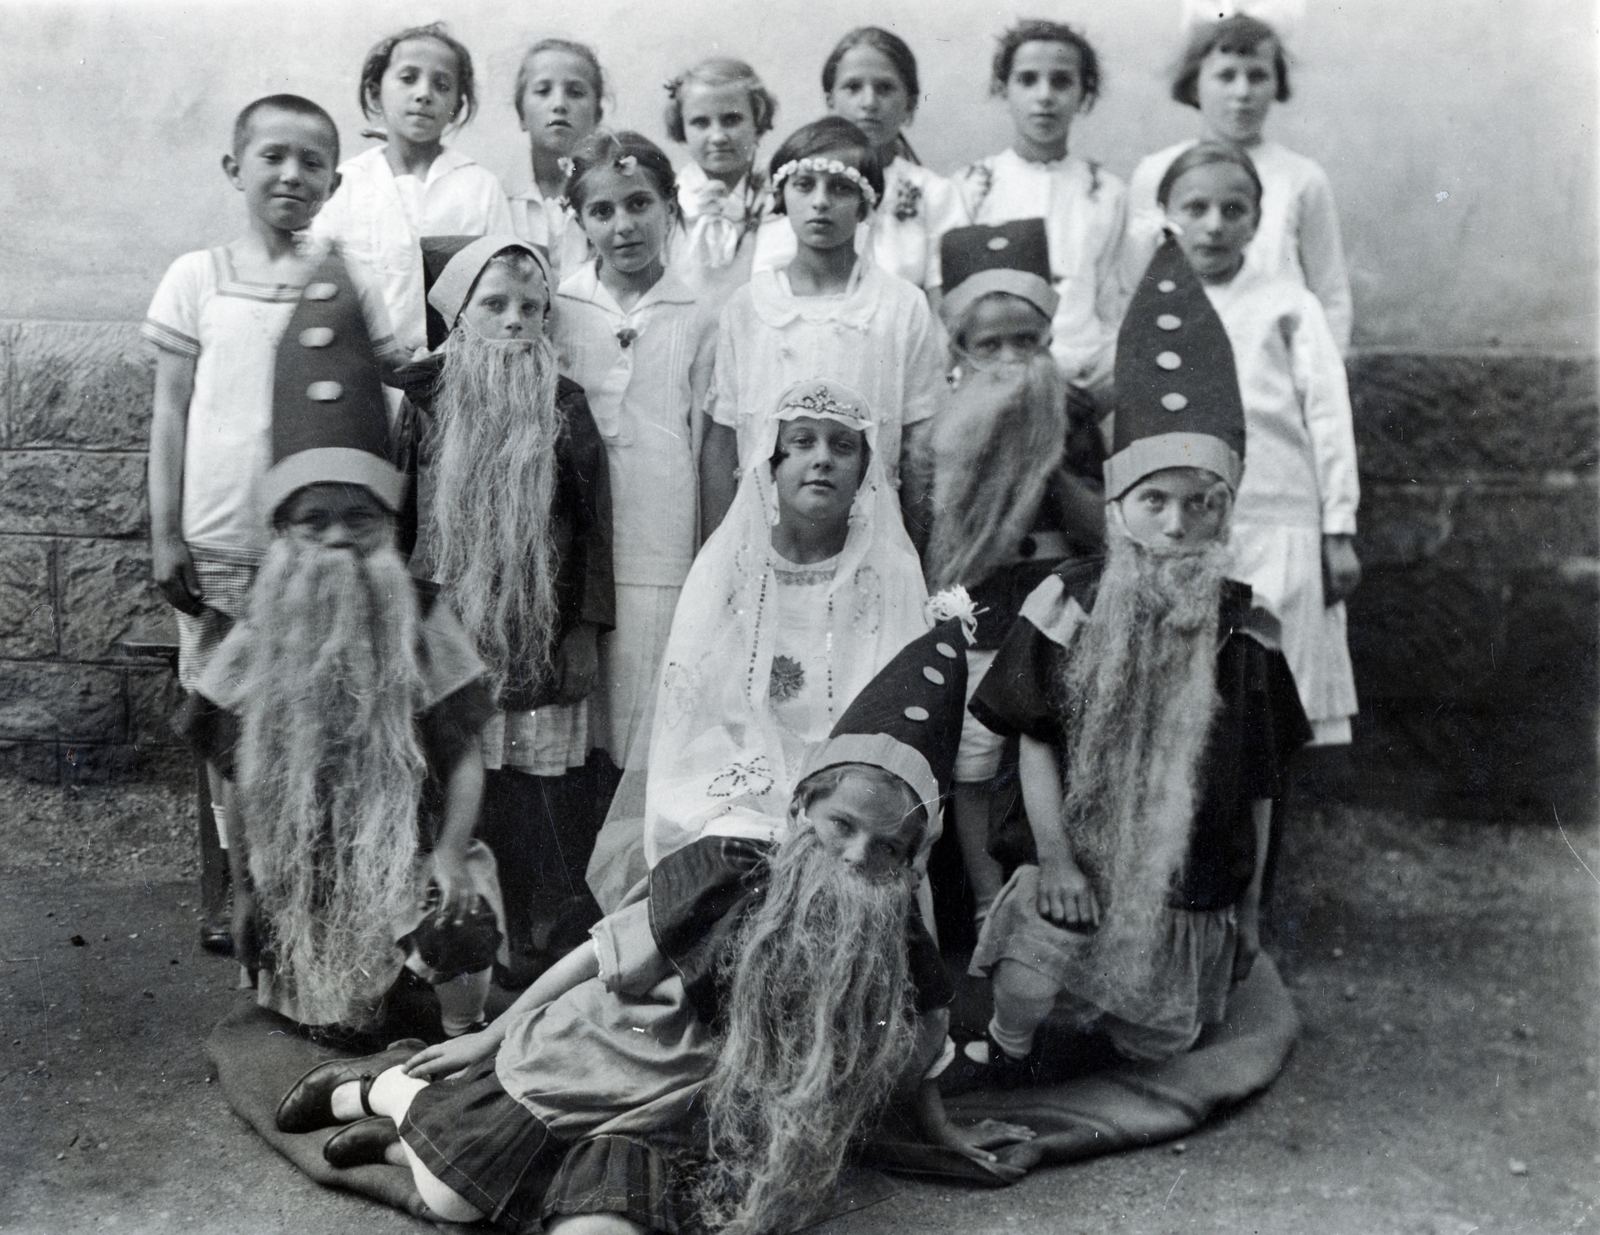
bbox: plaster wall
[0,0,1593,350]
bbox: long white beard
[923,353,1067,591]
[426,326,564,698]
[696,827,918,1235]
[1057,524,1229,1012]
[235,535,426,1028]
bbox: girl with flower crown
[751,28,969,302]
[700,117,947,539]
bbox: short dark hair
[514,38,605,124]
[664,57,777,145]
[1171,15,1291,109]
[766,117,884,216]
[564,130,679,219]
[990,19,1101,109]
[358,22,477,127]
[1156,140,1264,210]
[822,27,920,117]
[231,94,340,162]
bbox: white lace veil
[586,380,930,910]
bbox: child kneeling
[276,617,1030,1232]
[966,236,1310,1077]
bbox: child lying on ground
[276,616,1031,1233]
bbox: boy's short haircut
[232,94,340,163]
[793,762,927,837]
[1171,15,1291,108]
[1156,140,1263,210]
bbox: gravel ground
[0,777,1595,1234]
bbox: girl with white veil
[587,379,930,911]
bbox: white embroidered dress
[709,260,946,488]
[1204,263,1360,744]
[509,178,592,285]
[585,398,929,910]
[555,262,717,765]
[666,162,767,310]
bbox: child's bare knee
[545,1214,648,1235]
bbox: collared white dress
[709,260,946,487]
[555,263,718,765]
[312,145,514,357]
[957,148,1128,396]
[750,155,970,295]
[1204,263,1360,745]
[1128,139,1353,354]
[509,180,592,285]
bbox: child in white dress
[662,58,778,308]
[507,39,605,282]
[702,117,946,537]
[312,22,513,357]
[752,28,969,300]
[1160,141,1360,744]
[958,20,1127,400]
[555,132,718,774]
[1126,14,1353,352]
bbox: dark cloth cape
[394,355,616,710]
[647,835,955,1028]
[970,558,1311,910]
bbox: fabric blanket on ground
[205,993,899,1227]
[207,958,1297,1221]
[868,955,1300,1180]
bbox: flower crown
[776,382,869,424]
[770,156,879,209]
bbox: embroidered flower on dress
[616,327,638,349]
[892,178,922,222]
[706,757,776,799]
[768,655,806,702]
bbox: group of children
[144,13,1362,1233]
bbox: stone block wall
[1343,353,1597,821]
[0,320,1593,819]
[0,321,181,784]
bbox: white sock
[986,1014,1037,1062]
[211,801,231,851]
